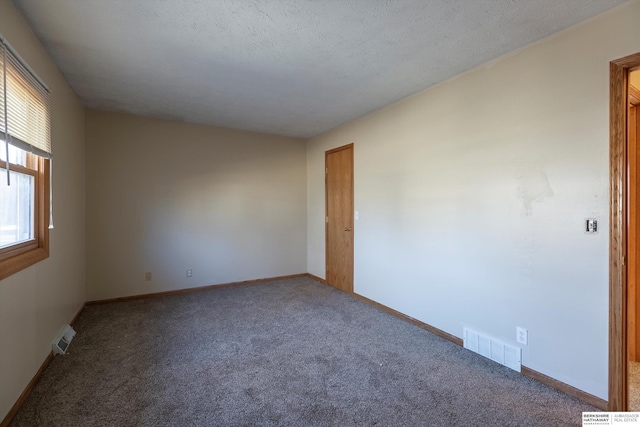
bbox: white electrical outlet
[186,269,192,278]
[516,327,528,345]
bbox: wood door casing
[629,84,640,362]
[325,144,354,293]
[611,54,640,411]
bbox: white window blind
[0,36,51,160]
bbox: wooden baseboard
[520,366,607,410]
[305,273,327,284]
[349,290,607,410]
[1,303,85,427]
[1,274,608,425]
[70,302,85,327]
[351,292,463,346]
[86,273,308,305]
[0,352,54,427]
[3,276,307,424]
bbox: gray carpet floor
[630,361,640,411]
[11,277,597,426]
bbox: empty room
[2,0,640,425]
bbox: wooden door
[325,144,354,293]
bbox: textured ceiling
[13,0,628,138]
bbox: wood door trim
[325,143,354,293]
[610,52,640,412]
[629,102,638,363]
[326,144,354,156]
[631,85,640,106]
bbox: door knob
[344,227,352,231]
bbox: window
[0,37,51,280]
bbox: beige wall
[0,1,86,421]
[307,1,640,399]
[2,0,638,416]
[85,110,307,301]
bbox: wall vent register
[52,325,76,355]
[463,327,521,372]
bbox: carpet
[630,361,640,411]
[10,276,597,426]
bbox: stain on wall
[516,169,553,215]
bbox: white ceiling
[13,0,627,138]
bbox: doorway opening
[628,69,640,410]
[609,52,640,412]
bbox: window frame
[0,154,50,280]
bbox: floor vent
[463,328,521,372]
[53,325,76,355]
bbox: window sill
[0,246,49,281]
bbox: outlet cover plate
[516,327,528,345]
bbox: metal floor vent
[53,325,76,355]
[463,327,521,372]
